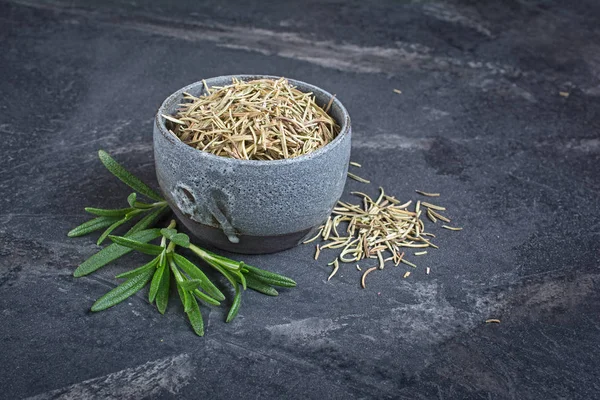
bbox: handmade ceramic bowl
[153,75,351,254]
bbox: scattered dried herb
[421,201,445,211]
[415,190,440,197]
[361,266,378,289]
[306,186,461,287]
[327,258,339,281]
[426,208,438,223]
[442,225,463,231]
[164,78,339,160]
[347,172,371,184]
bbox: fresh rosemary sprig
[69,150,296,336]
[67,150,169,248]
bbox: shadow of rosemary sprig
[68,150,296,336]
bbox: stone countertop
[1,1,599,399]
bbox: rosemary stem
[189,244,241,271]
[161,220,178,250]
[169,259,185,283]
[188,243,209,260]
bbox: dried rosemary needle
[163,78,340,161]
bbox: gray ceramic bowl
[153,75,351,254]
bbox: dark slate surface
[1,1,599,399]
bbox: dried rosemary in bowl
[163,78,340,160]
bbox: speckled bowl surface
[154,75,351,254]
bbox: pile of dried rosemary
[305,187,461,288]
[163,78,339,160]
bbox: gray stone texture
[1,0,599,399]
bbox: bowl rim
[155,74,351,166]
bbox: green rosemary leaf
[160,228,177,238]
[96,218,129,245]
[244,275,278,296]
[124,209,144,220]
[234,269,247,290]
[247,273,296,288]
[90,268,154,311]
[172,253,225,301]
[182,288,193,313]
[127,193,137,207]
[85,207,134,217]
[160,229,190,248]
[155,259,170,314]
[186,296,204,336]
[115,256,159,279]
[172,234,190,247]
[108,235,164,255]
[67,216,121,238]
[127,192,155,210]
[176,286,194,317]
[172,234,190,248]
[149,253,167,302]
[242,264,297,288]
[203,257,237,287]
[73,228,162,277]
[126,205,169,235]
[176,277,186,304]
[192,289,220,306]
[226,284,242,323]
[98,150,163,201]
[179,279,203,291]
